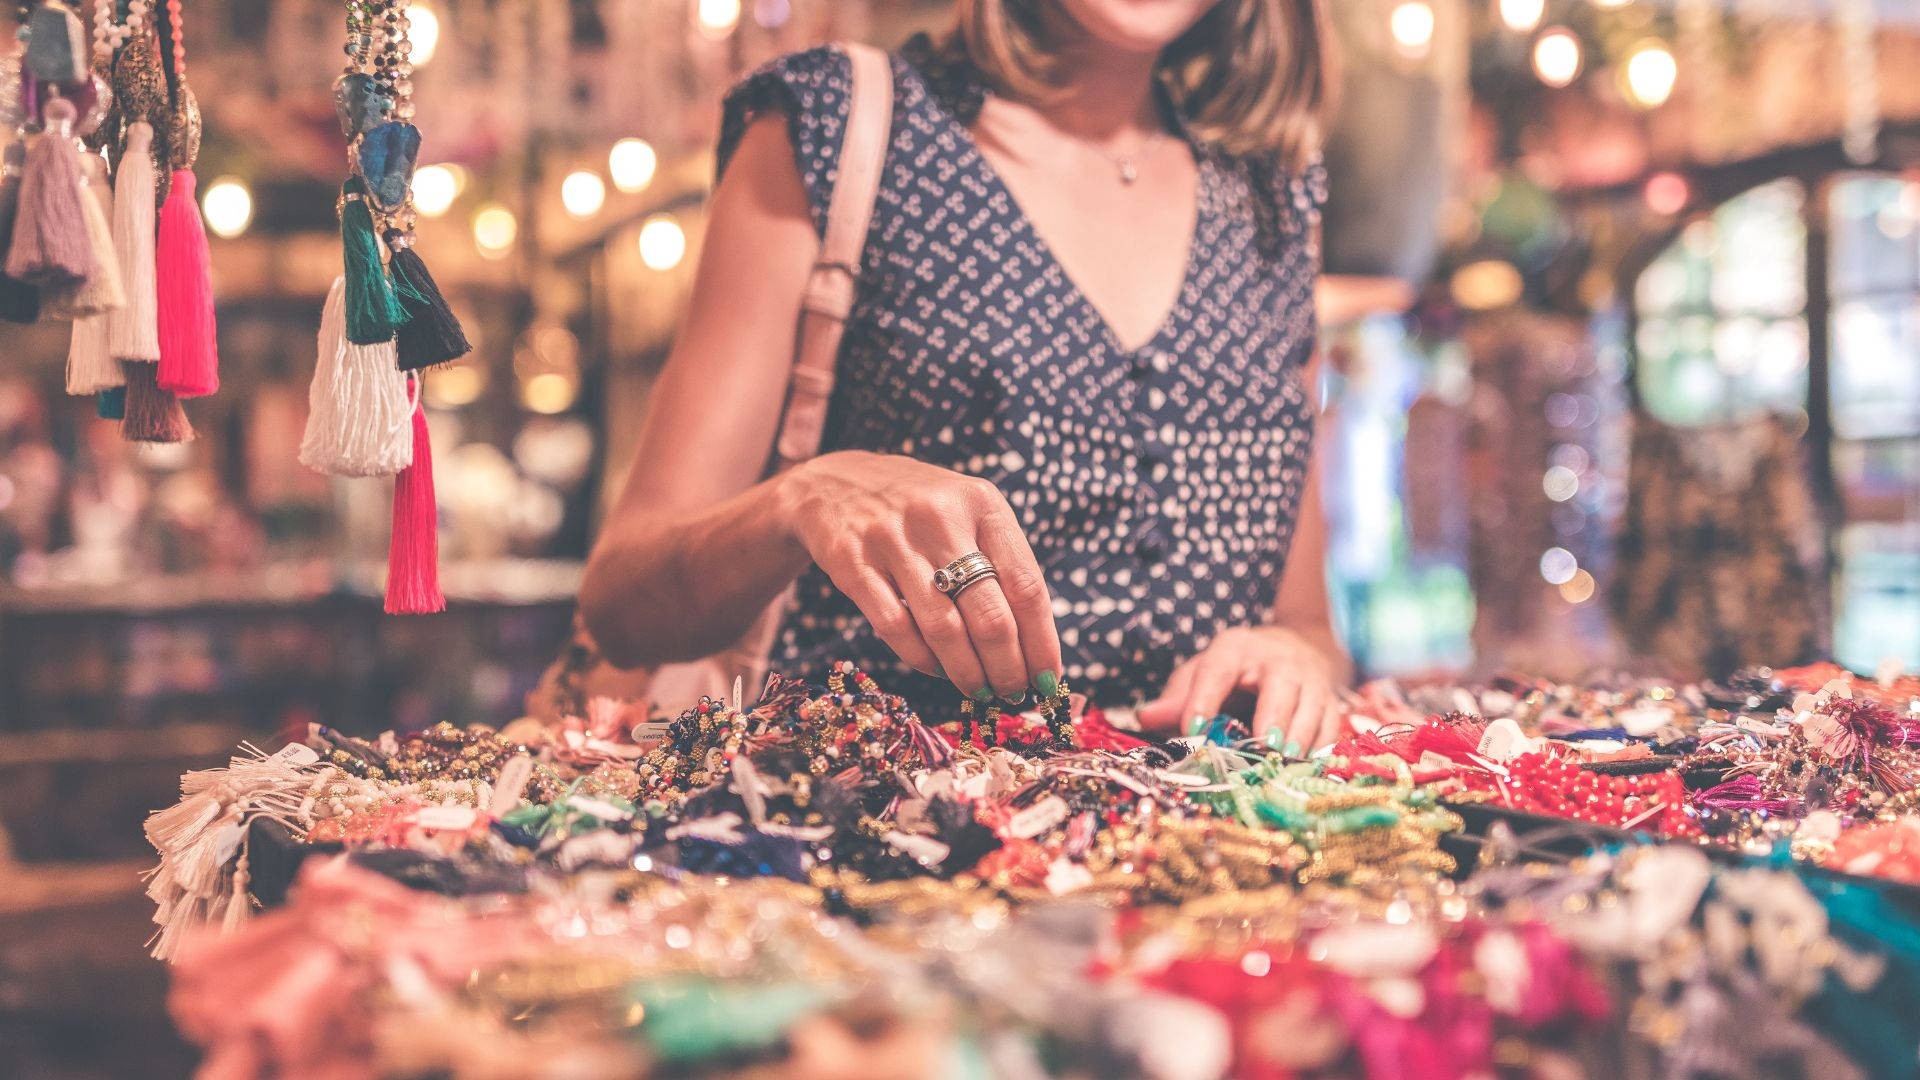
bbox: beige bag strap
[773,41,893,464]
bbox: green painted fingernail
[1264,731,1285,750]
[1034,670,1059,698]
[1283,741,1303,758]
[1187,713,1210,737]
[971,687,995,704]
[1004,690,1026,705]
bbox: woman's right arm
[580,115,1061,701]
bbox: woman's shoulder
[1203,142,1330,256]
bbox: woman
[581,0,1349,748]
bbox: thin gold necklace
[1090,130,1165,185]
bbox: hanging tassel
[4,100,94,289]
[122,360,195,443]
[387,231,470,369]
[155,170,218,397]
[45,152,125,320]
[339,176,405,345]
[0,145,40,323]
[299,276,413,477]
[386,388,444,615]
[66,309,120,393]
[108,121,160,363]
[96,386,125,418]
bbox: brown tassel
[121,360,195,443]
[4,100,94,289]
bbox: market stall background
[1,0,1918,1077]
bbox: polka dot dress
[717,38,1327,716]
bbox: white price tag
[415,805,479,831]
[570,797,631,822]
[272,743,321,767]
[1008,796,1070,839]
[1474,718,1539,762]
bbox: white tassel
[299,275,414,477]
[219,853,252,934]
[65,313,120,392]
[45,152,124,319]
[142,748,321,960]
[106,122,158,362]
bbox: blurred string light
[1532,27,1582,87]
[1543,465,1580,502]
[694,0,740,37]
[639,214,687,270]
[427,361,487,408]
[1539,547,1579,586]
[473,203,518,258]
[1388,1,1436,59]
[1593,0,1632,8]
[1560,569,1597,604]
[1644,171,1690,215]
[1622,41,1678,108]
[409,3,440,66]
[609,137,657,193]
[1498,0,1545,33]
[1450,259,1523,310]
[201,177,252,238]
[561,169,606,218]
[412,163,461,217]
[753,0,790,28]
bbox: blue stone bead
[358,121,422,211]
[332,73,388,138]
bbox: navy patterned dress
[716,38,1327,712]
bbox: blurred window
[1631,173,1920,671]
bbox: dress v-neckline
[929,87,1205,358]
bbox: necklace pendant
[1118,160,1138,184]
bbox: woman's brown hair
[948,0,1336,169]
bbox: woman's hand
[776,450,1062,702]
[1136,625,1348,751]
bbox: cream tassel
[107,122,158,362]
[299,276,414,477]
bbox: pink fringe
[155,171,220,397]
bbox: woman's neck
[1036,42,1162,143]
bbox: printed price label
[1008,796,1070,839]
[415,805,478,831]
[272,743,321,767]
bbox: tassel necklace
[34,0,218,440]
[305,0,463,614]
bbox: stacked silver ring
[931,551,997,599]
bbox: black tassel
[387,234,470,369]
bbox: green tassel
[339,177,407,345]
[96,386,125,419]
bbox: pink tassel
[4,100,94,288]
[385,388,444,615]
[155,170,219,397]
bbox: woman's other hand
[1136,625,1349,751]
[776,450,1062,703]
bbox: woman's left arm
[1137,361,1353,748]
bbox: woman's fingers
[1286,681,1328,751]
[1136,661,1197,731]
[975,499,1062,692]
[1178,641,1245,730]
[1252,671,1296,741]
[949,574,1031,700]
[889,553,992,697]
[814,542,943,676]
[1314,702,1346,752]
